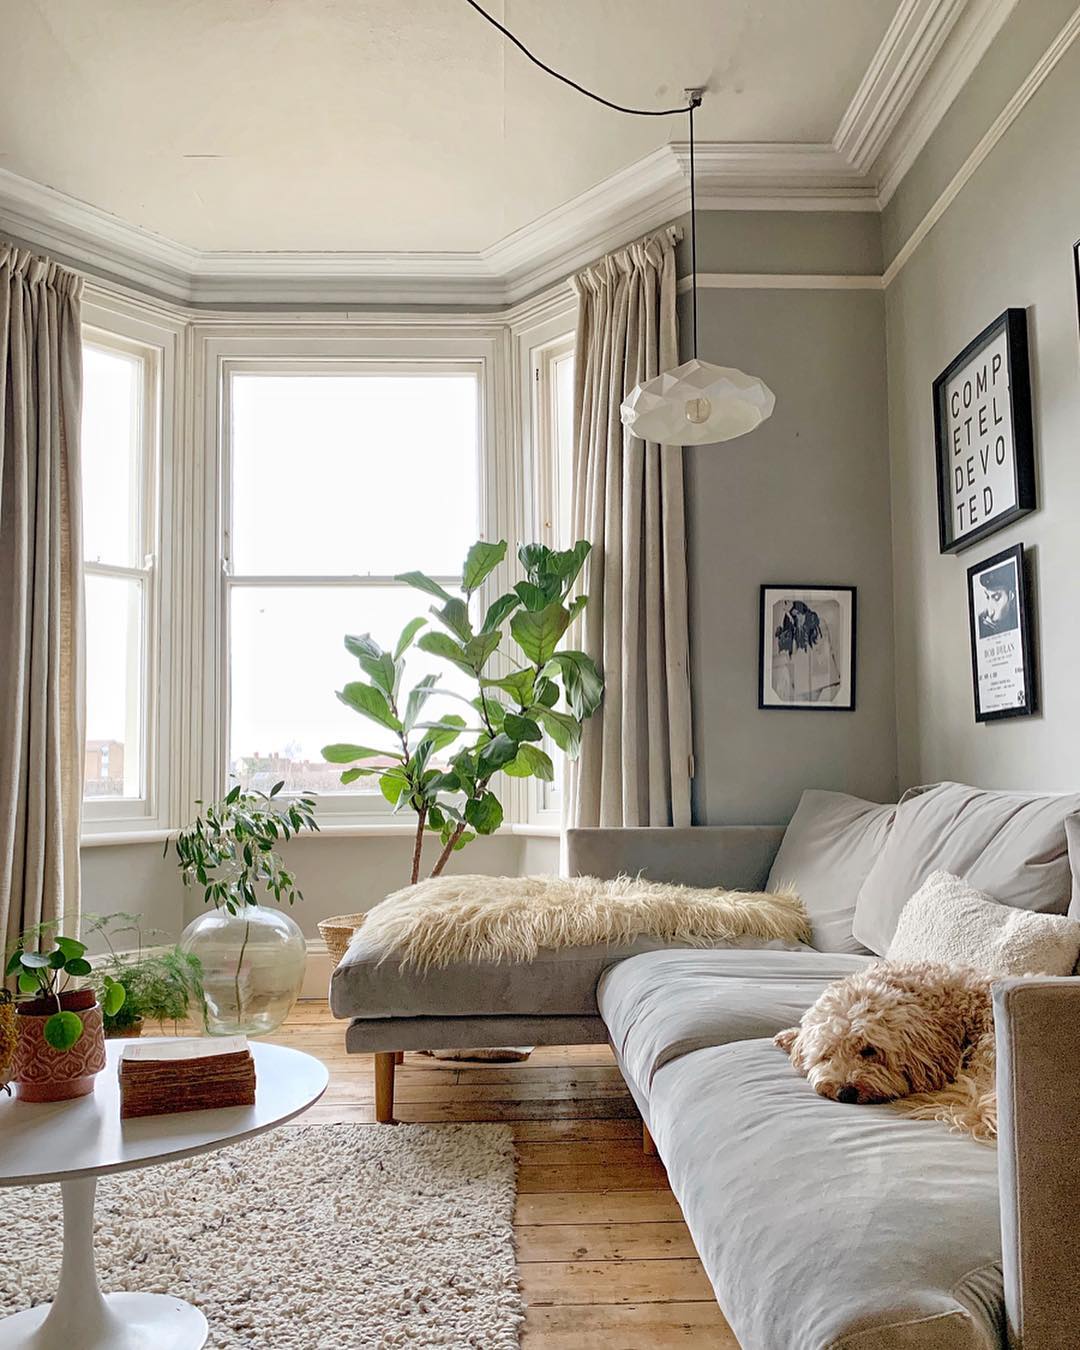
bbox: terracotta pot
[13,989,107,1102]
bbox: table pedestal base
[0,1293,208,1350]
[0,1177,207,1350]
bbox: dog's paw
[774,1027,798,1054]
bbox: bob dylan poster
[760,586,855,711]
[967,545,1033,721]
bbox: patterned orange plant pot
[13,989,107,1102]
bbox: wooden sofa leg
[642,1122,657,1156]
[394,1050,405,1065]
[375,1052,397,1124]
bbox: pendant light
[463,1,775,445]
[620,93,775,446]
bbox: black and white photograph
[932,308,1036,554]
[966,543,1035,722]
[759,585,856,711]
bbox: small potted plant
[4,928,125,1101]
[166,782,318,1036]
[84,912,203,1038]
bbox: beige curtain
[0,244,85,956]
[568,227,692,828]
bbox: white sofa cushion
[887,870,1080,976]
[854,782,1080,955]
[766,789,895,953]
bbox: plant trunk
[410,805,427,885]
[429,824,466,878]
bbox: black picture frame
[932,308,1036,554]
[758,585,857,712]
[966,542,1036,723]
[1074,238,1080,346]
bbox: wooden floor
[266,1002,739,1349]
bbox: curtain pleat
[0,243,85,956]
[568,228,692,829]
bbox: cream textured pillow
[887,870,1080,976]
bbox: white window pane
[229,586,476,795]
[85,574,144,798]
[553,353,575,548]
[230,374,480,577]
[82,345,142,567]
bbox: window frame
[80,322,162,831]
[209,333,512,823]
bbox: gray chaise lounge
[330,783,1080,1348]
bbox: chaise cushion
[597,948,873,1103]
[766,789,894,953]
[330,927,809,1021]
[652,1040,1003,1350]
[854,781,1080,955]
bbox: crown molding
[873,0,1020,205]
[0,0,1026,307]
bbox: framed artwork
[932,308,1035,554]
[1074,239,1079,344]
[759,585,856,712]
[966,542,1035,723]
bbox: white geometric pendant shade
[620,358,776,446]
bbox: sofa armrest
[994,977,1080,1350]
[565,826,785,892]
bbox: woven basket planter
[318,913,367,969]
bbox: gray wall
[883,2,1080,792]
[676,214,897,825]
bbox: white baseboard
[300,940,333,1003]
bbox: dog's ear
[774,1027,798,1055]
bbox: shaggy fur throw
[361,874,810,971]
[775,961,997,1142]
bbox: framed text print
[759,585,856,712]
[932,309,1035,554]
[966,543,1036,723]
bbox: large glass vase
[180,904,306,1036]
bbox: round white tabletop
[0,1039,328,1350]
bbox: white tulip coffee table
[0,1039,328,1349]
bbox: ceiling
[1,0,904,254]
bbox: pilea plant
[323,538,603,883]
[4,930,125,1051]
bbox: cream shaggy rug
[365,873,809,971]
[0,1123,523,1349]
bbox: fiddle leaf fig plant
[323,538,603,885]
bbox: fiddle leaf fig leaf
[403,674,439,732]
[337,682,401,731]
[502,744,555,781]
[344,633,396,695]
[536,707,582,756]
[465,790,503,834]
[504,713,542,743]
[462,540,507,594]
[511,602,570,667]
[480,592,520,633]
[322,743,393,764]
[463,630,501,672]
[544,651,604,719]
[393,616,427,660]
[431,597,473,643]
[395,571,453,603]
[417,631,475,677]
[476,732,519,778]
[482,668,535,706]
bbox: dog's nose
[836,1086,859,1104]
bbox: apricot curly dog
[775,961,997,1141]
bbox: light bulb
[685,396,712,425]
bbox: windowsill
[81,820,564,847]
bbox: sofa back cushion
[853,782,1080,955]
[766,790,895,954]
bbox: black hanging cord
[689,98,698,359]
[462,0,697,118]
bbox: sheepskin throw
[887,870,1080,976]
[361,874,810,971]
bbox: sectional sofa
[331,782,1080,1349]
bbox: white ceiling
[1,0,902,254]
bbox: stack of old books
[119,1036,256,1119]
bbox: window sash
[220,358,488,817]
[81,326,160,825]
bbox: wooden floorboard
[255,1001,738,1346]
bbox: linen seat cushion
[853,781,1080,954]
[651,1040,1003,1350]
[329,926,810,1020]
[598,947,872,1101]
[765,789,895,953]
